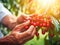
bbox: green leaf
[51,16,59,32]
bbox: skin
[0,14,36,45]
[2,14,27,29]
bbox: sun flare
[38,0,56,7]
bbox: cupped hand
[11,20,36,44]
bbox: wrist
[0,33,20,45]
[11,32,24,45]
[2,15,19,30]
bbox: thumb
[17,15,28,23]
[20,25,34,38]
[12,20,30,32]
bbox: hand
[11,20,36,44]
[17,14,28,24]
[2,14,28,30]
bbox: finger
[17,15,28,23]
[20,28,26,32]
[12,20,30,32]
[14,25,35,44]
[13,25,34,43]
[18,34,33,44]
[21,28,36,43]
[20,28,36,44]
[20,36,33,44]
[23,27,36,41]
[31,27,36,36]
[20,25,34,38]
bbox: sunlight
[38,0,56,7]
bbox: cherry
[33,17,37,21]
[36,22,40,26]
[50,33,54,37]
[36,17,40,20]
[39,23,43,27]
[33,22,37,26]
[42,30,45,35]
[40,18,44,22]
[46,22,50,27]
[35,32,39,37]
[30,21,34,25]
[24,14,53,36]
[43,20,47,23]
[43,22,46,27]
[24,25,29,29]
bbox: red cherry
[36,17,40,20]
[43,20,47,23]
[36,22,40,26]
[25,25,29,29]
[40,18,44,22]
[30,21,34,25]
[42,30,45,35]
[40,23,43,27]
[33,17,36,21]
[50,33,54,37]
[43,22,46,27]
[33,22,37,26]
[35,32,39,37]
[46,23,50,27]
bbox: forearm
[0,34,19,45]
[2,15,18,30]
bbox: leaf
[51,16,60,32]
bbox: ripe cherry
[33,22,37,26]
[46,22,50,27]
[35,32,39,37]
[40,23,43,27]
[30,21,34,25]
[36,22,40,26]
[24,25,29,29]
[36,17,40,20]
[43,22,46,27]
[50,33,54,37]
[40,18,44,22]
[27,14,52,36]
[42,30,45,35]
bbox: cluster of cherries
[24,14,54,38]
